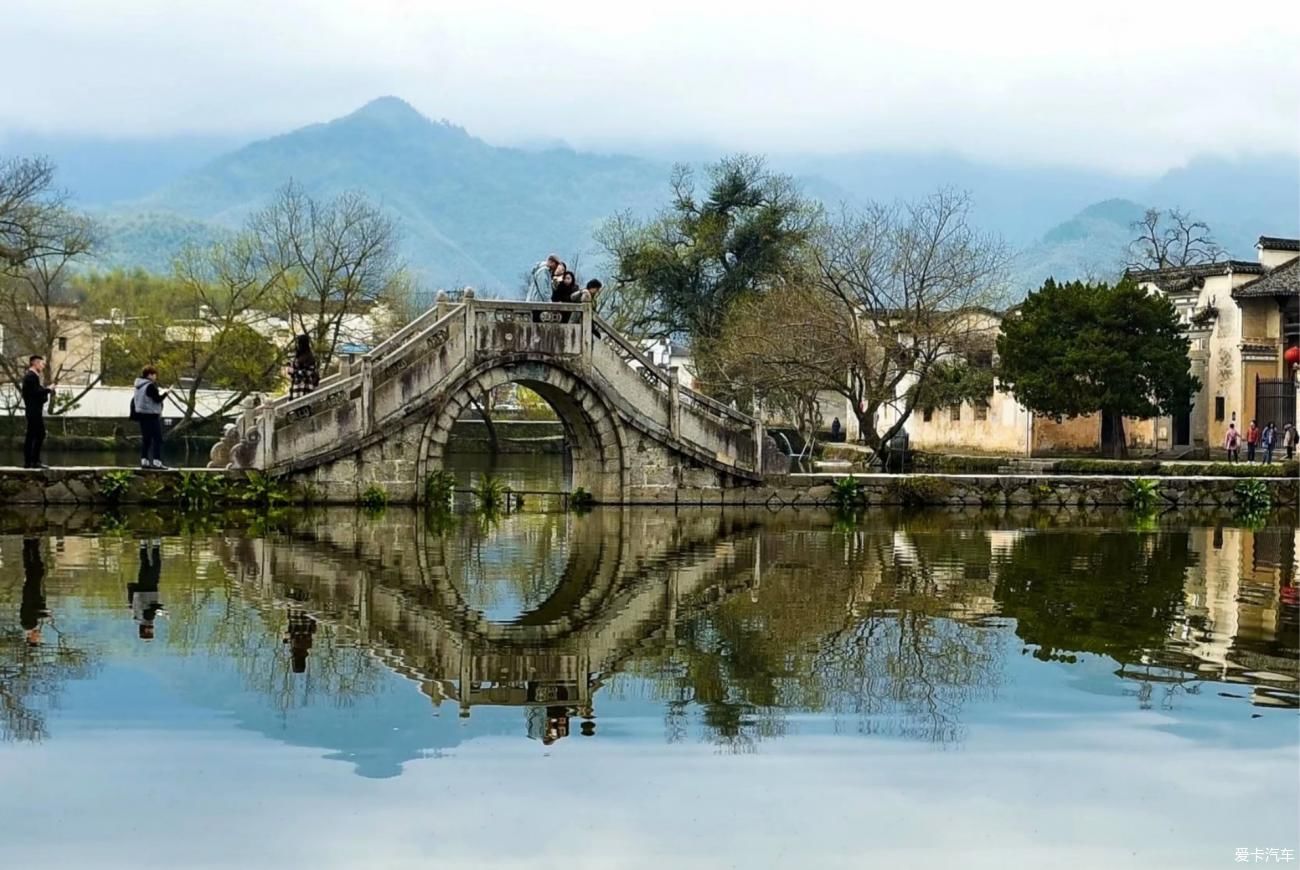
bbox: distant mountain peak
[344,96,429,127]
[335,95,474,142]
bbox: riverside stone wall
[0,468,1294,509]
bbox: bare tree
[1127,207,1223,270]
[0,159,104,412]
[250,182,403,372]
[0,157,65,269]
[163,235,290,434]
[712,190,1008,455]
[0,210,101,403]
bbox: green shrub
[240,471,291,507]
[830,477,864,510]
[1054,459,1298,478]
[360,485,390,513]
[911,453,1007,474]
[99,469,134,504]
[1171,461,1299,478]
[178,471,226,509]
[1234,479,1272,515]
[1124,478,1160,514]
[423,470,457,509]
[1056,459,1161,475]
[569,486,596,510]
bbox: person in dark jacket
[132,365,170,470]
[20,355,54,469]
[551,270,579,303]
[288,334,320,400]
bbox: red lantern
[1286,345,1300,366]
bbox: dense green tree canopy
[597,154,817,343]
[996,278,1198,455]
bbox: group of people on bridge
[527,254,602,305]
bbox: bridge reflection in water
[209,509,1298,747]
[1,509,1295,774]
[219,509,775,743]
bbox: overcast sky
[5,0,1298,174]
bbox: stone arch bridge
[226,300,772,503]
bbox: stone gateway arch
[224,299,774,503]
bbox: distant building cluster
[792,234,1299,456]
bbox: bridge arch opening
[416,360,626,502]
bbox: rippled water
[0,502,1296,869]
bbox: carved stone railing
[592,314,761,473]
[592,314,755,430]
[470,300,589,362]
[369,302,465,364]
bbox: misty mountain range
[3,96,1296,296]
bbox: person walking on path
[1284,423,1297,460]
[132,366,170,470]
[1223,423,1241,463]
[20,355,54,469]
[1260,422,1277,465]
[1245,420,1260,463]
[288,334,320,400]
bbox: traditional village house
[1,303,103,387]
[1128,236,1299,452]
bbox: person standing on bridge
[551,270,579,303]
[133,366,171,470]
[289,334,319,400]
[20,355,55,469]
[571,278,601,303]
[528,255,561,302]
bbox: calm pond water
[0,492,1297,867]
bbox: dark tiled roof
[1231,258,1300,299]
[1257,236,1300,251]
[1126,260,1266,292]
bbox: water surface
[0,506,1296,869]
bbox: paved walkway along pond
[0,502,1296,869]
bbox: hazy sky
[5,0,1299,173]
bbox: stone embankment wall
[0,468,1294,509]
